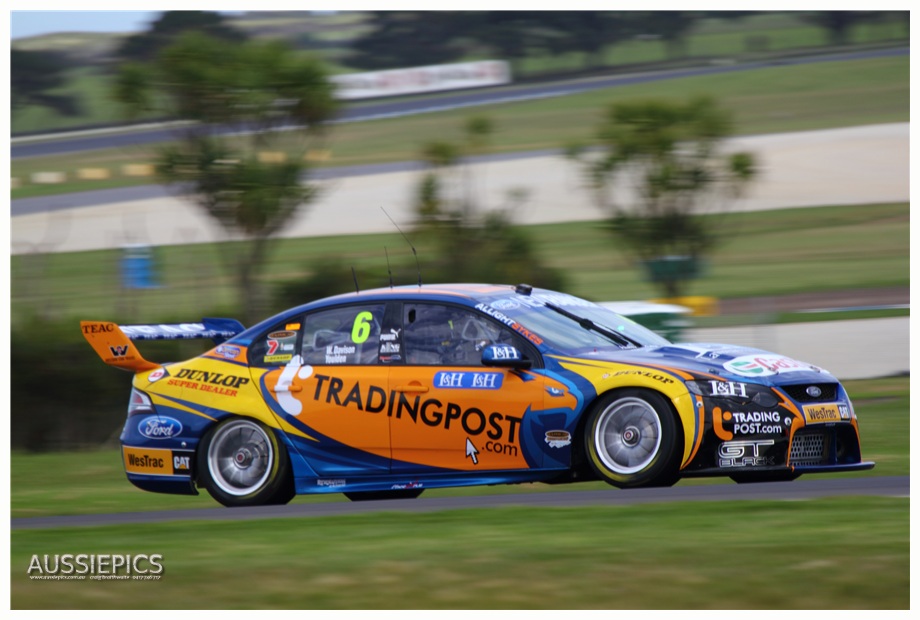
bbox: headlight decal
[686,380,781,409]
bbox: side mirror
[481,344,531,369]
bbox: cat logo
[173,455,191,472]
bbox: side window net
[403,304,516,366]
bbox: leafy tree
[568,97,756,299]
[110,62,151,122]
[347,11,467,70]
[116,10,247,63]
[802,11,880,46]
[10,49,80,116]
[112,32,338,323]
[541,12,631,70]
[640,11,700,59]
[700,10,762,21]
[466,12,556,75]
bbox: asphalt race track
[11,476,908,530]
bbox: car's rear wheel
[198,417,295,507]
[584,389,681,488]
[343,489,424,501]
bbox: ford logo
[138,416,183,440]
[806,385,823,398]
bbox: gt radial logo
[718,439,775,467]
[724,355,812,377]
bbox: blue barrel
[121,245,158,289]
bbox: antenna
[384,246,394,288]
[351,266,360,293]
[381,207,422,287]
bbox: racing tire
[343,490,424,501]
[729,471,801,484]
[198,417,295,507]
[584,389,682,488]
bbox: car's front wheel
[198,417,295,507]
[584,389,682,488]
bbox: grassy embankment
[10,496,908,609]
[11,54,909,199]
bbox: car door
[253,303,391,476]
[387,302,546,473]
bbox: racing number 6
[351,311,373,344]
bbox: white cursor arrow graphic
[465,438,480,465]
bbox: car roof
[320,283,517,304]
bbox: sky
[9,10,257,40]
[10,10,165,39]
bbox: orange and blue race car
[82,283,873,507]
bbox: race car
[82,283,873,507]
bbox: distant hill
[11,11,371,65]
[11,31,127,63]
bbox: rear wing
[81,318,246,372]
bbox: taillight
[128,388,153,415]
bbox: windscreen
[476,291,670,353]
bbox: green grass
[9,497,909,609]
[10,376,908,520]
[11,54,909,199]
[11,203,909,326]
